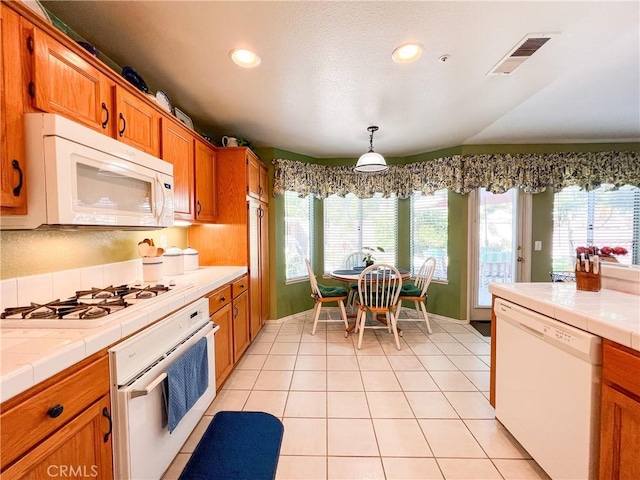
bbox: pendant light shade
[354,126,388,173]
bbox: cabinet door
[31,28,112,134]
[2,395,113,480]
[212,304,233,390]
[259,203,269,324]
[247,153,261,200]
[1,6,28,213]
[248,199,261,338]
[259,164,269,202]
[161,119,194,220]
[233,291,250,360]
[194,139,217,222]
[115,85,160,156]
[599,383,640,479]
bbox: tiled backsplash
[1,259,142,310]
[0,227,188,280]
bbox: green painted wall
[531,189,554,282]
[263,142,639,321]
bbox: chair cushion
[349,282,358,289]
[400,284,423,296]
[318,284,348,297]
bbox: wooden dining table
[329,267,411,335]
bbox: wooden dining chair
[355,264,403,350]
[396,257,436,334]
[305,259,349,336]
[344,251,365,311]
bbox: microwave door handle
[98,165,128,178]
[130,372,167,399]
[156,175,167,225]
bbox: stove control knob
[48,404,64,418]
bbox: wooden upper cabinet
[1,5,28,213]
[247,152,268,202]
[194,139,217,223]
[247,153,261,199]
[115,86,160,156]
[30,28,113,135]
[161,118,194,220]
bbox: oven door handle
[130,372,167,399]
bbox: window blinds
[552,184,640,271]
[410,190,449,280]
[284,191,313,281]
[323,193,398,274]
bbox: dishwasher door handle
[518,321,544,338]
[130,372,167,399]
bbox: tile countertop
[489,282,640,352]
[0,266,247,403]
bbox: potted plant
[362,247,384,266]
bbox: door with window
[470,188,531,320]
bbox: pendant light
[354,126,388,173]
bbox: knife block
[575,268,601,292]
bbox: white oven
[108,298,217,480]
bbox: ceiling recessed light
[392,43,423,63]
[229,49,261,68]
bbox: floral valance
[272,150,640,199]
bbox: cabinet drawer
[0,356,109,469]
[208,285,232,316]
[232,275,248,298]
[603,340,640,398]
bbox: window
[323,193,397,274]
[553,184,640,270]
[284,191,313,281]
[411,190,448,280]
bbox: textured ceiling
[42,1,640,159]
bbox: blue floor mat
[178,411,284,480]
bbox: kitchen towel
[164,337,209,433]
[178,411,284,480]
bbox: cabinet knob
[48,404,64,418]
[220,296,226,302]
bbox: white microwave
[1,113,174,230]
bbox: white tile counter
[0,265,247,403]
[489,282,640,352]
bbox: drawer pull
[101,102,109,129]
[102,407,112,443]
[12,160,23,197]
[220,296,226,302]
[118,113,126,137]
[48,404,64,418]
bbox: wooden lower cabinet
[212,302,233,389]
[2,395,113,480]
[599,340,640,479]
[0,354,112,480]
[233,290,250,360]
[209,275,252,389]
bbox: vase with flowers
[362,247,384,266]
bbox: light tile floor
[162,310,551,480]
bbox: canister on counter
[183,247,199,271]
[164,246,184,275]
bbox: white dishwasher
[494,298,602,480]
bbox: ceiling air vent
[488,33,555,75]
